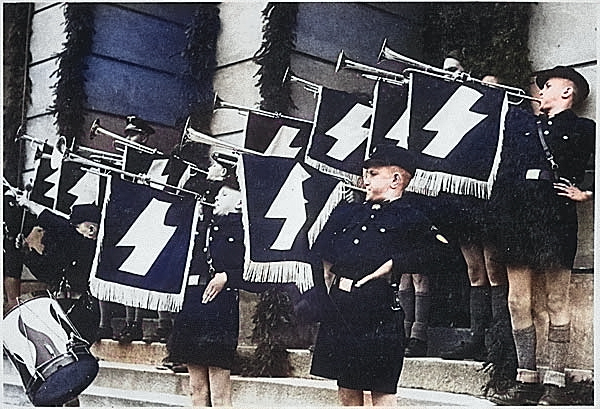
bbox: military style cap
[363,145,417,176]
[70,204,101,225]
[535,66,590,105]
[125,115,155,136]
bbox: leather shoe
[440,340,487,361]
[143,326,171,344]
[118,322,143,344]
[95,326,114,342]
[488,381,544,406]
[538,384,569,406]
[404,338,427,357]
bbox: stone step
[3,360,494,407]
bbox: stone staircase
[4,321,593,407]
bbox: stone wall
[528,2,596,370]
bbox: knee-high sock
[543,323,570,387]
[99,301,112,328]
[399,289,415,338]
[513,325,537,371]
[125,306,143,324]
[158,310,172,329]
[411,291,431,342]
[489,285,517,379]
[470,286,491,345]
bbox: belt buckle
[525,169,541,180]
[338,277,354,292]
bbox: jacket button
[353,238,360,245]
[379,228,386,233]
[563,135,569,140]
[361,226,367,231]
[228,237,234,242]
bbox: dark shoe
[538,384,569,406]
[143,326,171,344]
[404,338,427,357]
[118,322,143,344]
[440,340,486,361]
[488,381,544,406]
[95,326,114,342]
[162,360,188,373]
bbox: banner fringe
[243,260,314,293]
[308,181,345,247]
[304,157,361,186]
[89,277,184,312]
[406,169,491,199]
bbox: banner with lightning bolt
[124,148,193,192]
[243,111,313,160]
[304,86,374,185]
[399,71,509,199]
[29,145,61,209]
[239,155,345,292]
[89,176,200,312]
[55,161,107,215]
[368,79,409,154]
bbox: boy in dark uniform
[487,66,594,406]
[16,196,101,344]
[310,145,452,406]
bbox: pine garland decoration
[50,3,95,145]
[3,3,33,186]
[246,287,296,377]
[253,2,298,114]
[183,4,220,133]
[422,3,532,91]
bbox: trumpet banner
[89,176,199,312]
[243,111,312,160]
[368,79,409,154]
[239,155,345,292]
[56,161,107,215]
[305,86,373,185]
[397,71,509,199]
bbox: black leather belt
[187,275,209,287]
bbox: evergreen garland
[253,2,298,114]
[183,4,220,133]
[3,3,33,187]
[422,3,532,91]
[50,3,95,145]
[245,287,296,377]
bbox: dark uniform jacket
[488,107,595,269]
[24,210,96,293]
[188,213,267,293]
[312,197,451,280]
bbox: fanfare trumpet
[90,118,161,156]
[89,118,208,175]
[335,50,407,86]
[378,39,541,104]
[281,68,321,94]
[52,136,207,201]
[213,94,313,124]
[16,133,124,166]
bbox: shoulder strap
[536,118,559,170]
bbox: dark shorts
[310,278,405,394]
[167,286,239,369]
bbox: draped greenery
[50,3,95,145]
[3,3,33,186]
[422,3,533,91]
[253,2,298,114]
[183,4,221,133]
